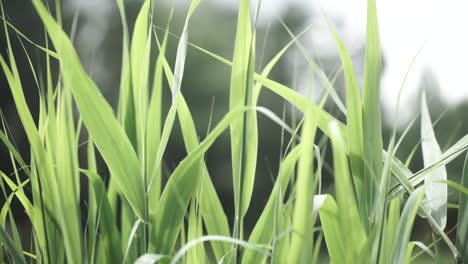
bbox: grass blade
[0,225,26,264]
[147,0,200,193]
[81,170,123,264]
[326,17,366,227]
[171,235,271,264]
[457,153,468,261]
[146,12,172,217]
[289,106,317,263]
[390,187,425,263]
[229,0,255,245]
[116,0,137,149]
[421,92,447,229]
[362,0,383,230]
[323,121,367,262]
[130,0,151,160]
[242,145,301,263]
[31,0,146,220]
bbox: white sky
[324,0,468,122]
[210,0,468,123]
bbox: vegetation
[1,0,467,263]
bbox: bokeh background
[1,0,467,260]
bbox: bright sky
[210,0,468,123]
[318,0,468,122]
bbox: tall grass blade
[86,139,98,263]
[326,18,366,227]
[115,0,137,149]
[229,0,256,244]
[130,0,152,160]
[146,12,172,217]
[362,0,383,230]
[379,197,401,262]
[289,106,317,263]
[52,89,83,263]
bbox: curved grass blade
[390,187,425,264]
[124,219,144,263]
[410,241,436,260]
[170,235,271,264]
[388,133,468,199]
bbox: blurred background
[1,0,467,260]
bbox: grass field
[1,0,467,263]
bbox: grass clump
[1,0,467,263]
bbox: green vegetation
[1,0,467,263]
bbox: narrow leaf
[421,92,447,229]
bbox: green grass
[1,0,467,263]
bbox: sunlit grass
[0,0,467,263]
